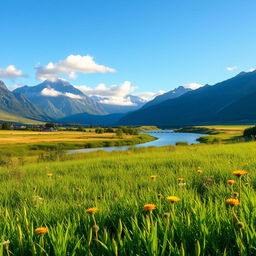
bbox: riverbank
[175,125,252,144]
[0,131,156,165]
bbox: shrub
[243,126,256,138]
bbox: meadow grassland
[0,131,155,163]
[0,141,256,255]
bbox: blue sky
[1,0,256,99]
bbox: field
[0,135,256,255]
[0,130,155,163]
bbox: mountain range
[119,70,256,126]
[14,80,105,119]
[91,94,147,114]
[2,70,256,126]
[0,81,51,123]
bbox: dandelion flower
[167,196,180,203]
[225,198,240,206]
[150,175,157,180]
[47,173,53,177]
[227,180,236,185]
[177,178,184,182]
[143,204,156,211]
[197,169,203,174]
[85,207,99,213]
[232,170,247,177]
[35,227,48,234]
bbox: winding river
[68,130,204,154]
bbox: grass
[0,131,155,166]
[0,141,256,255]
[176,125,254,144]
[0,110,44,124]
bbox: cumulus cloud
[99,96,137,106]
[226,66,237,71]
[77,81,136,97]
[35,55,116,81]
[184,83,203,90]
[41,88,82,99]
[76,81,164,106]
[0,65,27,80]
[76,81,136,106]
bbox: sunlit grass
[0,142,256,255]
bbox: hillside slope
[0,81,51,122]
[119,71,256,126]
[14,79,105,119]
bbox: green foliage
[175,141,189,146]
[243,126,256,138]
[0,122,12,130]
[174,126,218,134]
[119,126,139,135]
[45,123,57,129]
[115,128,123,137]
[95,127,104,134]
[0,143,255,255]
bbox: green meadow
[0,136,256,255]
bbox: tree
[116,128,123,137]
[1,123,12,130]
[45,123,56,128]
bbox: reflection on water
[68,130,204,154]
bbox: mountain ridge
[14,79,105,119]
[119,70,256,126]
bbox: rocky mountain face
[14,79,105,119]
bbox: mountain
[91,95,147,114]
[119,70,256,126]
[14,79,105,119]
[142,86,191,109]
[0,81,50,122]
[0,81,8,90]
[59,113,125,126]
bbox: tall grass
[0,142,256,255]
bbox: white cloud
[65,92,82,99]
[41,87,82,99]
[77,81,136,105]
[99,96,136,106]
[35,55,116,81]
[134,90,166,101]
[76,81,166,106]
[184,83,203,90]
[77,81,136,98]
[226,66,237,71]
[0,65,26,80]
[248,68,255,72]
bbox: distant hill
[91,94,147,114]
[59,112,125,126]
[142,86,191,109]
[14,79,105,119]
[0,81,51,122]
[119,71,256,126]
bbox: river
[68,130,204,154]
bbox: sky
[1,0,256,103]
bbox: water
[68,130,205,154]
